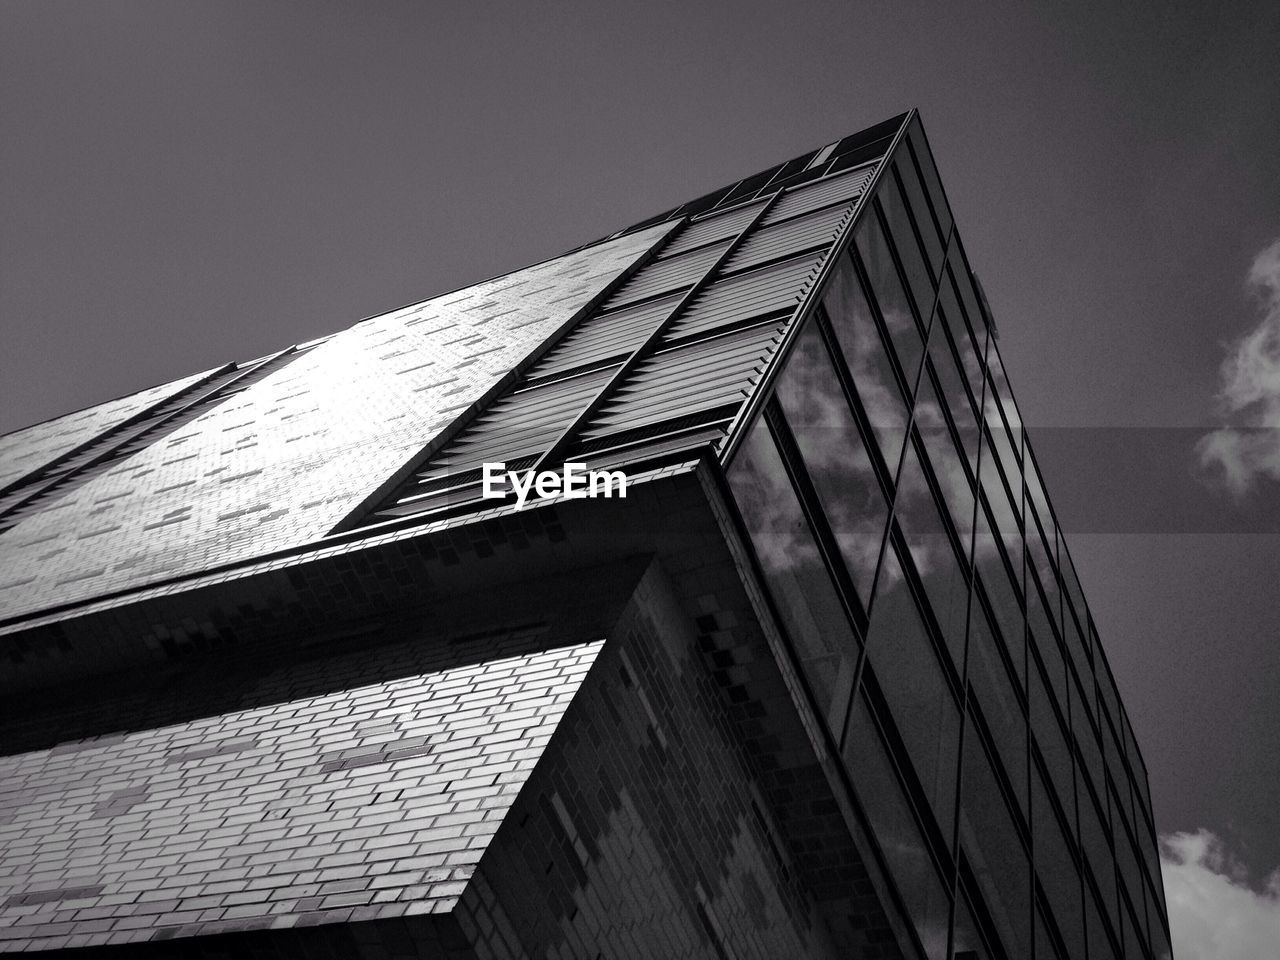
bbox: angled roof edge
[566,112,910,257]
[716,110,916,466]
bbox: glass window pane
[929,311,981,476]
[1078,778,1118,942]
[967,602,1028,816]
[982,382,1024,524]
[845,693,950,960]
[1035,902,1064,960]
[878,182,936,320]
[1029,572,1068,714]
[915,374,978,549]
[1026,517,1060,635]
[908,123,953,246]
[822,256,911,471]
[1058,533,1089,652]
[728,419,858,717]
[776,321,889,605]
[1024,444,1056,564]
[1031,652,1076,832]
[1111,721,1141,834]
[866,545,961,844]
[1138,824,1165,921]
[951,890,991,960]
[1096,647,1124,759]
[1085,881,1118,960]
[1142,877,1163,957]
[1123,713,1152,816]
[985,347,1025,450]
[1063,610,1095,725]
[1076,711,1106,825]
[978,428,1023,604]
[895,158,945,275]
[856,216,925,396]
[1115,823,1146,944]
[1121,890,1145,960]
[951,247,991,347]
[973,503,1025,689]
[894,441,969,670]
[959,725,1032,959]
[1102,725,1131,844]
[940,266,986,412]
[1033,767,1083,954]
[1149,906,1174,960]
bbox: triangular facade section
[345,116,907,532]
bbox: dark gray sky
[4,0,1280,895]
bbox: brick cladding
[0,369,217,492]
[0,628,601,952]
[0,468,906,957]
[0,221,676,621]
[457,560,899,960]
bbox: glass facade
[727,116,1171,959]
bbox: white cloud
[1161,829,1280,960]
[1197,239,1280,496]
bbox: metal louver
[350,153,885,530]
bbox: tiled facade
[0,639,600,950]
[0,370,217,493]
[0,111,1172,958]
[0,221,673,619]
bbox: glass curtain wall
[727,116,1171,960]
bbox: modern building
[0,111,1172,959]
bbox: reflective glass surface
[728,420,858,715]
[951,891,989,960]
[939,266,985,415]
[985,349,1024,455]
[894,441,969,670]
[1026,515,1060,636]
[1122,893,1145,960]
[981,385,1024,554]
[866,545,961,843]
[1085,882,1118,960]
[856,215,925,393]
[959,724,1031,959]
[973,504,1025,689]
[1033,766,1083,952]
[967,601,1028,816]
[1059,534,1090,651]
[822,256,912,472]
[878,180,937,319]
[1036,903,1063,960]
[1149,899,1174,960]
[1076,711,1107,827]
[1028,572,1068,716]
[1024,445,1056,585]
[914,374,977,548]
[1063,610,1095,724]
[846,693,950,960]
[928,316,981,476]
[907,121,953,246]
[1031,649,1077,834]
[895,158,945,276]
[776,322,888,605]
[1115,821,1146,946]
[1078,774,1119,940]
[726,127,1168,960]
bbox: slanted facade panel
[0,222,676,620]
[0,369,218,494]
[0,639,601,952]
